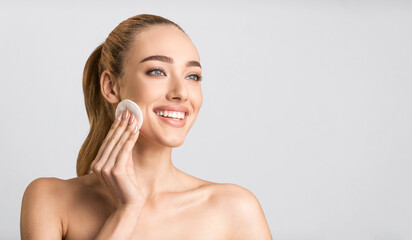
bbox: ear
[100,70,120,104]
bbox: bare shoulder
[22,177,71,210]
[21,175,98,239]
[24,177,69,193]
[21,177,73,239]
[215,183,255,197]
[205,183,261,210]
[22,176,82,203]
[205,183,273,240]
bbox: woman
[20,14,272,239]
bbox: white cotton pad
[115,99,143,130]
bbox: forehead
[127,25,200,63]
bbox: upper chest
[63,185,231,240]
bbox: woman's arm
[91,108,146,239]
[20,178,64,240]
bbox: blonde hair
[77,14,185,176]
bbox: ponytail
[76,44,114,176]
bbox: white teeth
[155,110,185,120]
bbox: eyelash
[146,67,202,82]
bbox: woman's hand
[90,109,145,209]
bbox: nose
[166,72,188,101]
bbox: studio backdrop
[1,1,411,239]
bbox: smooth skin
[20,25,272,239]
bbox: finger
[110,129,140,192]
[103,113,139,172]
[89,111,123,172]
[93,109,131,177]
[101,114,140,204]
[114,125,140,173]
[90,110,124,171]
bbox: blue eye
[146,67,202,81]
[147,68,166,76]
[186,74,202,81]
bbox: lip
[153,105,190,128]
[153,105,189,116]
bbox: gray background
[1,0,411,239]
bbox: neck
[131,134,180,199]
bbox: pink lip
[153,105,190,128]
[153,105,189,115]
[156,114,187,127]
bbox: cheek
[192,87,203,110]
[129,80,163,102]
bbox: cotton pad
[115,99,143,130]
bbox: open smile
[153,105,189,128]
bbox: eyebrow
[140,55,202,69]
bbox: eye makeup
[145,67,202,81]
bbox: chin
[139,130,186,148]
[165,141,185,148]
[160,134,186,148]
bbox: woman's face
[118,25,202,147]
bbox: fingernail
[116,113,122,121]
[129,115,135,125]
[123,110,129,119]
[133,125,139,134]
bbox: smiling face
[117,25,203,147]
